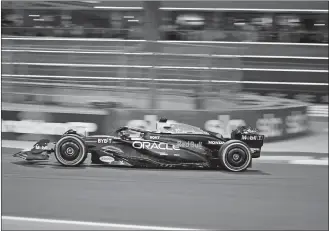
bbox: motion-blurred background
[2,1,328,42]
[2,2,328,230]
[1,0,328,142]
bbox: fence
[2,36,328,56]
[2,36,328,105]
[2,39,244,110]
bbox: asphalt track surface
[2,147,328,230]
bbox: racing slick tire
[218,140,252,172]
[54,135,87,166]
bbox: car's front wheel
[218,140,252,172]
[54,135,87,166]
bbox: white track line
[2,62,328,73]
[259,156,314,161]
[289,158,328,166]
[2,74,328,86]
[158,7,328,13]
[2,216,201,230]
[257,157,328,166]
[93,6,329,13]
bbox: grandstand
[1,1,328,108]
[2,36,245,109]
[2,1,328,43]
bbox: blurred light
[62,15,72,20]
[124,16,135,19]
[234,22,246,26]
[29,14,40,17]
[252,17,273,25]
[160,7,328,13]
[128,19,139,22]
[33,18,45,21]
[93,6,328,13]
[81,1,99,3]
[288,18,300,23]
[94,6,142,10]
[176,15,205,26]
[315,23,325,26]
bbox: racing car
[13,118,265,172]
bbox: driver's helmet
[156,118,172,133]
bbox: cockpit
[155,118,210,135]
[115,118,215,141]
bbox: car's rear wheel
[218,140,252,172]
[54,135,87,166]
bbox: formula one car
[13,118,265,172]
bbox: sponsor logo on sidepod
[150,136,160,140]
[132,141,180,151]
[207,141,224,145]
[97,138,112,144]
[99,156,115,163]
[177,141,202,148]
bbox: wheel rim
[55,137,85,165]
[223,145,250,171]
[59,141,80,161]
[226,148,247,168]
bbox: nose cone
[13,150,30,159]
